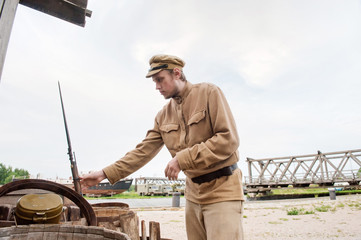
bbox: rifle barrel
[58,82,82,194]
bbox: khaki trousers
[185,199,244,240]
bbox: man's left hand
[165,157,181,180]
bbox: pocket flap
[188,110,206,125]
[160,123,179,133]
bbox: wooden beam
[19,0,91,27]
[67,0,87,8]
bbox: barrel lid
[17,193,63,211]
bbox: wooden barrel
[0,224,131,240]
[92,204,139,240]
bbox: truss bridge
[134,177,185,186]
[245,149,361,189]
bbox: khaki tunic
[103,81,244,204]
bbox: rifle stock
[58,82,82,194]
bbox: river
[87,197,186,208]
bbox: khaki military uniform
[103,81,244,204]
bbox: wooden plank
[68,205,81,222]
[10,225,29,236]
[42,231,60,240]
[19,0,91,27]
[0,204,11,220]
[0,220,15,227]
[0,226,13,237]
[42,224,60,240]
[0,0,20,82]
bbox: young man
[80,54,244,239]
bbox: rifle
[58,81,82,194]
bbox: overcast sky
[1,0,360,181]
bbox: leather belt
[191,163,238,184]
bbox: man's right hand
[165,156,181,180]
[79,170,107,190]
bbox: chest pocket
[160,123,179,132]
[187,110,210,143]
[159,123,179,150]
[187,110,206,126]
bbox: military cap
[146,54,185,78]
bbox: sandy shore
[135,194,361,240]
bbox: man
[80,54,244,240]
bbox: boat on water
[83,179,133,196]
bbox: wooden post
[118,210,139,240]
[93,206,139,240]
[149,221,160,240]
[0,0,20,82]
[141,220,147,240]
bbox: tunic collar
[173,81,193,104]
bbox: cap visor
[146,69,163,78]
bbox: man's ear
[172,68,182,78]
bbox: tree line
[0,163,29,185]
